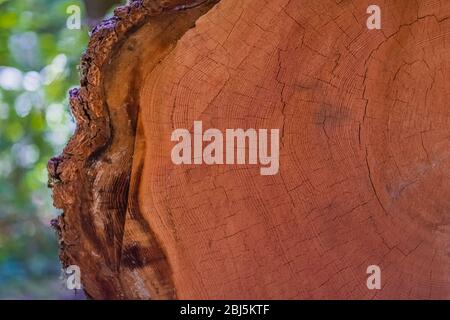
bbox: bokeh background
[0,0,122,299]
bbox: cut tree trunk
[48,0,450,299]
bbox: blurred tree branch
[83,0,124,28]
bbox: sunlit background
[0,0,121,299]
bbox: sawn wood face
[49,0,450,299]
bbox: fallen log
[48,0,450,299]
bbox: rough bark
[49,0,450,299]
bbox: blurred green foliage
[0,0,90,299]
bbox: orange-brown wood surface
[49,0,450,299]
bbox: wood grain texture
[49,0,450,299]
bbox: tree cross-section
[48,0,450,299]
